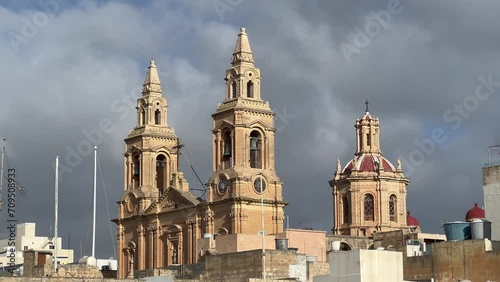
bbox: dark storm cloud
[0,0,499,258]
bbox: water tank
[108,260,118,271]
[471,219,492,240]
[275,239,289,250]
[331,241,341,251]
[443,221,471,241]
[78,256,96,266]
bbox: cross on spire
[365,100,369,113]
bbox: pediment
[151,145,176,155]
[126,145,142,155]
[214,120,234,132]
[146,187,201,214]
[246,120,272,131]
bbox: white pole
[92,146,97,261]
[54,156,59,273]
[260,174,266,282]
[0,139,5,213]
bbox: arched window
[133,154,140,189]
[222,131,232,169]
[231,81,237,98]
[154,109,161,125]
[389,195,397,222]
[249,130,262,168]
[141,109,145,125]
[364,194,374,221]
[247,81,254,98]
[340,242,352,251]
[156,155,167,191]
[342,196,350,224]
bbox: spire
[142,60,162,95]
[365,100,369,113]
[231,27,254,65]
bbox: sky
[0,0,499,259]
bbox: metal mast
[0,139,5,213]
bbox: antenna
[92,146,97,262]
[54,156,59,273]
[0,139,5,214]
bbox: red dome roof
[342,154,396,174]
[406,211,420,227]
[465,203,485,221]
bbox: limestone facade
[329,105,410,236]
[112,27,286,279]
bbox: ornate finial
[336,159,341,172]
[240,26,246,34]
[365,100,369,113]
[397,158,402,170]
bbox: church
[113,27,287,279]
[112,27,418,279]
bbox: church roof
[465,203,485,221]
[406,211,420,227]
[342,153,396,174]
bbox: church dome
[406,211,420,227]
[342,153,396,174]
[465,203,485,221]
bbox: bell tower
[122,60,189,201]
[207,27,287,236]
[115,61,193,278]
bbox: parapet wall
[404,239,500,282]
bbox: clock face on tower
[254,177,266,193]
[218,175,228,194]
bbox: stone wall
[372,230,406,251]
[326,234,372,251]
[0,278,133,282]
[404,239,500,282]
[403,254,433,281]
[200,249,306,282]
[306,261,329,282]
[55,264,103,279]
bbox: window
[222,131,232,169]
[247,81,254,98]
[342,196,350,224]
[154,109,161,125]
[364,194,374,221]
[156,155,167,191]
[389,195,397,222]
[249,131,262,168]
[141,109,145,125]
[231,81,237,98]
[133,155,140,188]
[366,133,371,146]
